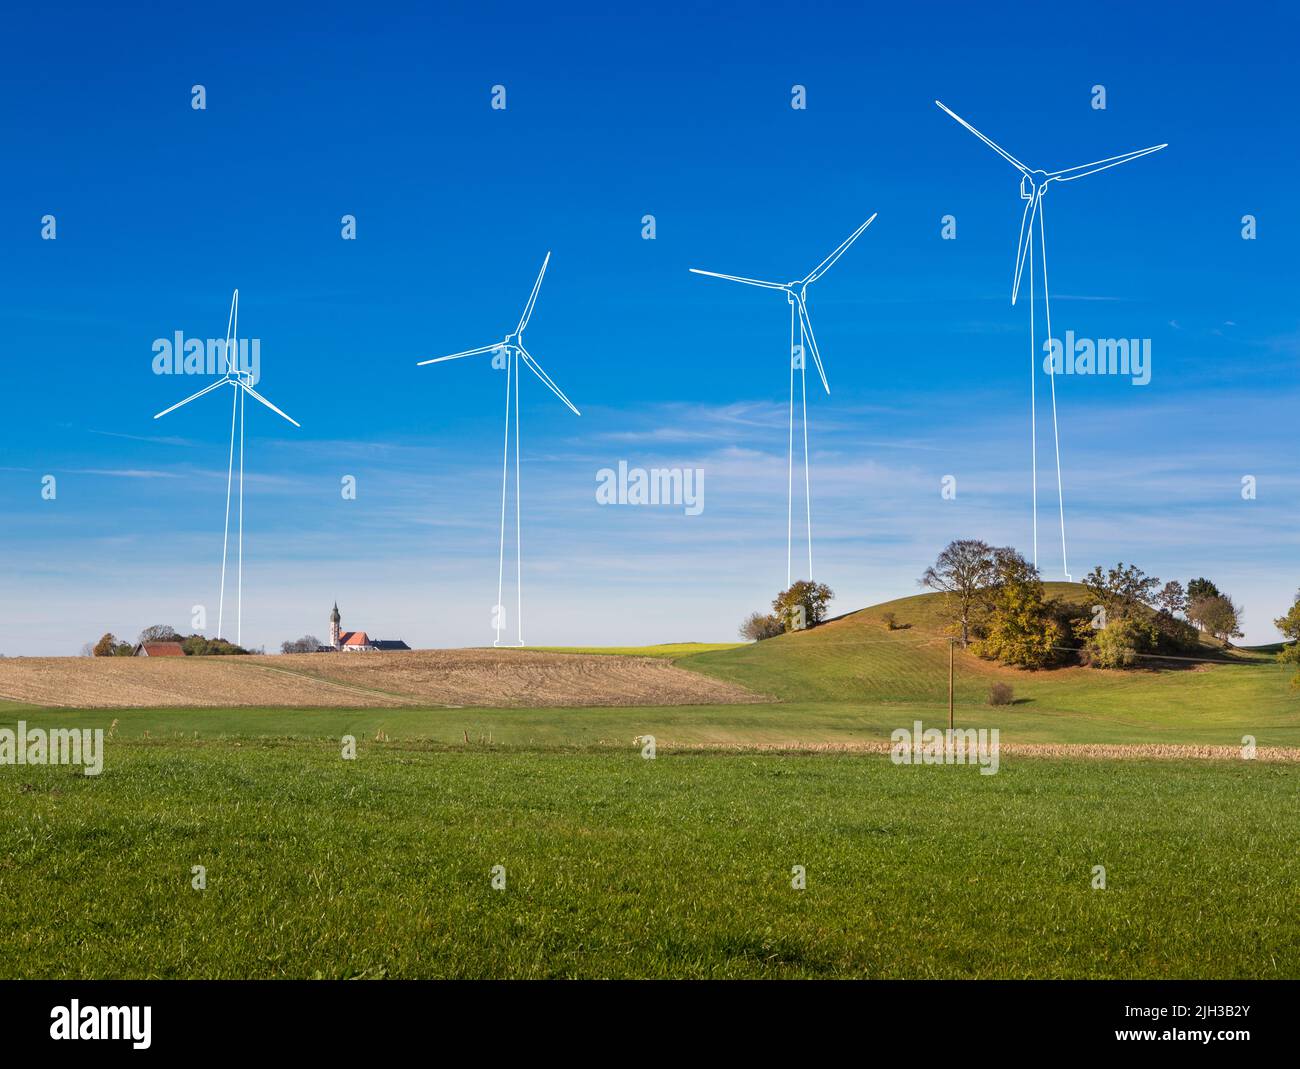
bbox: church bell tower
[329,602,341,649]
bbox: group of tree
[1183,578,1245,644]
[1276,591,1300,688]
[739,581,835,640]
[281,635,322,654]
[919,540,1245,670]
[85,625,249,657]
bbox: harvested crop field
[0,649,766,709]
[675,740,1300,762]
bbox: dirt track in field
[0,649,766,709]
[673,740,1300,762]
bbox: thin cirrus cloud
[2,382,1296,652]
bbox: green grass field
[4,738,1297,979]
[4,588,1297,978]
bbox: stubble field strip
[0,648,767,710]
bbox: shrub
[987,682,1014,706]
[180,635,249,656]
[739,612,784,642]
[1082,617,1148,668]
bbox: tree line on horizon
[83,624,251,657]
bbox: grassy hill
[683,585,1297,740]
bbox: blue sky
[1,1,1296,654]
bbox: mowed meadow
[2,587,1297,978]
[3,737,1297,979]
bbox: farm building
[134,641,185,657]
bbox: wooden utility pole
[948,640,955,731]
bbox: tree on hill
[1275,593,1300,688]
[919,540,995,647]
[772,581,834,632]
[1155,581,1187,617]
[1150,580,1200,651]
[181,635,249,656]
[92,632,134,657]
[738,612,783,642]
[1071,562,1211,666]
[281,635,322,654]
[971,548,1064,669]
[1185,578,1222,630]
[1195,594,1243,647]
[1075,562,1162,668]
[138,624,182,645]
[1081,562,1161,620]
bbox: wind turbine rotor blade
[934,100,1031,175]
[688,268,787,291]
[1011,190,1041,306]
[796,298,830,395]
[516,344,581,416]
[515,251,551,334]
[153,377,232,419]
[223,289,239,374]
[416,342,503,366]
[803,213,878,285]
[240,382,301,427]
[1047,143,1168,183]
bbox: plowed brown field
[0,649,766,709]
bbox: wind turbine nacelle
[1021,171,1050,200]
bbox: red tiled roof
[339,631,371,647]
[140,642,186,657]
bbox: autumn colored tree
[772,581,834,632]
[972,549,1063,669]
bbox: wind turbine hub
[1021,170,1050,199]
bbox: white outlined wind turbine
[153,290,300,647]
[690,215,876,586]
[936,100,1166,580]
[418,252,580,647]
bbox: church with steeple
[320,602,411,652]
